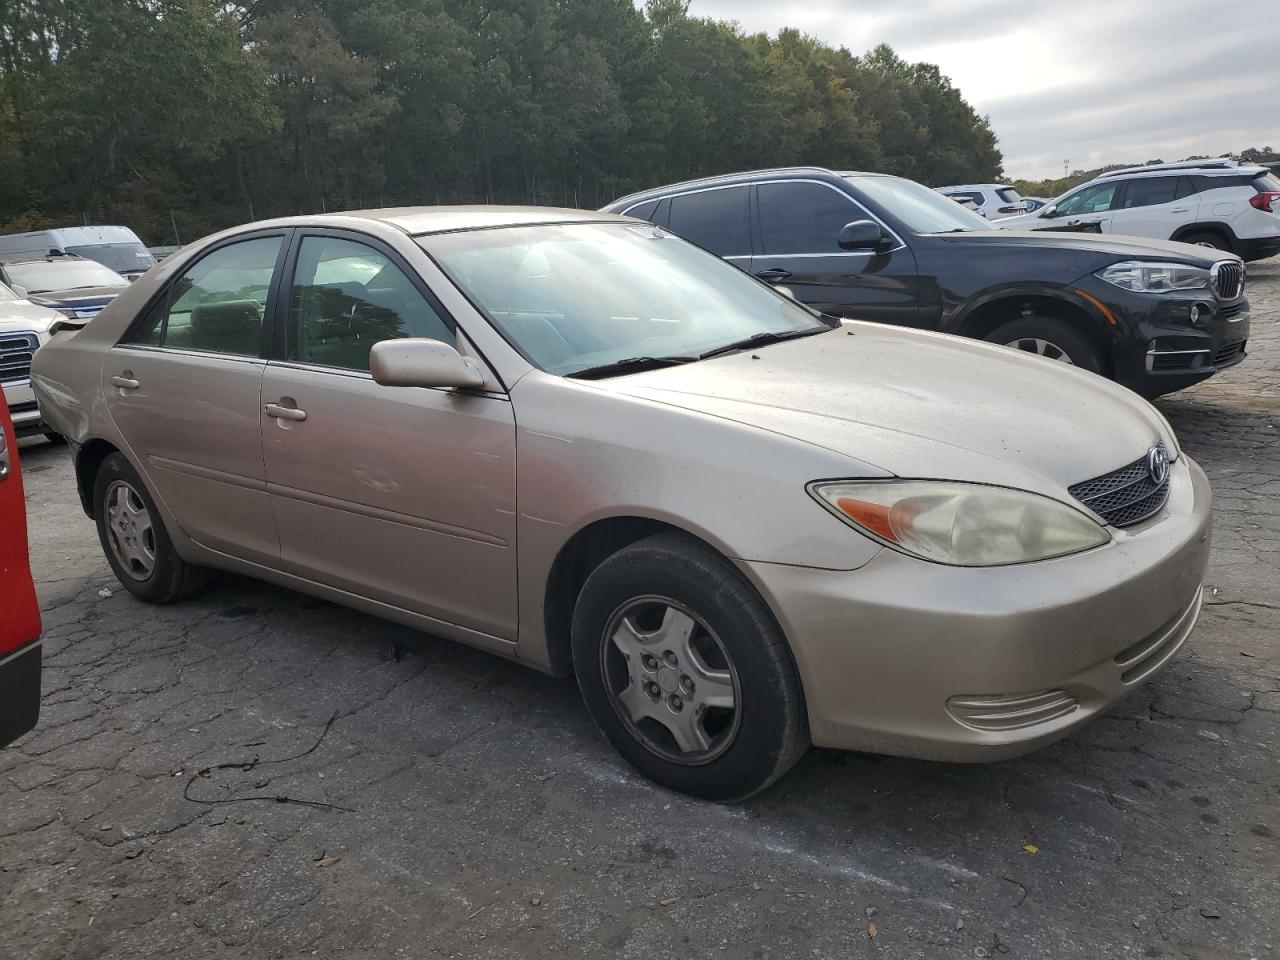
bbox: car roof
[244,205,637,237]
[1095,158,1266,180]
[0,254,97,265]
[606,167,883,208]
[937,184,1016,192]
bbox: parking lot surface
[3,263,1278,960]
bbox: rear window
[1252,173,1280,192]
[996,188,1022,203]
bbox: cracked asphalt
[3,261,1279,960]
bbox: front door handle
[756,268,792,282]
[1171,207,1190,213]
[110,375,140,390]
[264,401,307,422]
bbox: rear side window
[289,236,453,372]
[623,199,659,222]
[126,236,283,355]
[758,182,862,255]
[1252,173,1280,192]
[949,191,984,206]
[995,188,1022,203]
[1120,176,1180,208]
[666,187,750,256]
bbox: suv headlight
[1096,261,1209,293]
[808,480,1110,566]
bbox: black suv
[602,168,1250,397]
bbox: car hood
[599,323,1176,502]
[0,299,63,333]
[938,229,1233,266]
[27,285,126,305]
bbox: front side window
[1054,182,1118,216]
[289,236,453,372]
[758,181,865,254]
[665,187,750,256]
[127,236,282,355]
[424,222,828,376]
[1120,177,1180,208]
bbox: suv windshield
[423,222,831,376]
[850,175,995,234]
[3,259,128,294]
[65,241,155,274]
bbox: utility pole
[1063,159,1070,178]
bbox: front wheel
[93,453,209,604]
[571,533,809,801]
[987,316,1104,375]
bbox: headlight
[1096,261,1209,293]
[808,480,1111,566]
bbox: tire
[571,532,808,801]
[987,316,1104,375]
[93,453,209,604]
[1180,231,1231,252]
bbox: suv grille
[0,332,38,384]
[1212,261,1244,300]
[1068,448,1171,528]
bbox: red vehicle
[0,390,41,748]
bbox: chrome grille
[0,332,38,384]
[1211,261,1244,300]
[1069,447,1170,527]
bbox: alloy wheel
[600,596,741,764]
[1005,337,1075,364]
[104,480,156,580]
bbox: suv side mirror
[1040,205,1058,218]
[838,220,893,252]
[369,338,485,390]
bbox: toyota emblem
[1146,445,1170,485]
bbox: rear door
[106,232,287,565]
[259,230,518,645]
[750,179,920,325]
[1109,176,1195,240]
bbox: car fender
[945,282,1117,340]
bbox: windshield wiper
[698,325,832,360]
[567,355,698,380]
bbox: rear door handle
[755,268,792,282]
[1171,207,1190,213]
[110,375,140,390]
[264,401,307,422]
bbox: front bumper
[0,380,45,437]
[1074,277,1250,396]
[0,641,41,749]
[740,455,1212,761]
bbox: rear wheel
[571,533,808,801]
[1180,231,1230,252]
[987,316,1103,375]
[93,453,209,604]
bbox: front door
[105,232,287,564]
[1032,181,1118,234]
[750,180,921,326]
[259,231,518,643]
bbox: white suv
[0,281,63,440]
[935,183,1029,219]
[996,159,1280,262]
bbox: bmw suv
[996,158,1280,261]
[602,167,1250,397]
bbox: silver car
[31,207,1212,800]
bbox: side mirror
[369,338,485,390]
[1041,205,1058,218]
[11,284,27,298]
[837,220,892,253]
[773,284,797,300]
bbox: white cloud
[679,0,1278,179]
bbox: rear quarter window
[996,188,1022,203]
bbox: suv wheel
[987,316,1103,374]
[1180,231,1231,252]
[93,453,209,604]
[571,533,808,801]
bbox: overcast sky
[682,0,1279,180]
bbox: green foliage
[0,0,1005,241]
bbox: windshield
[3,259,128,294]
[66,241,155,274]
[849,175,995,234]
[422,222,830,376]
